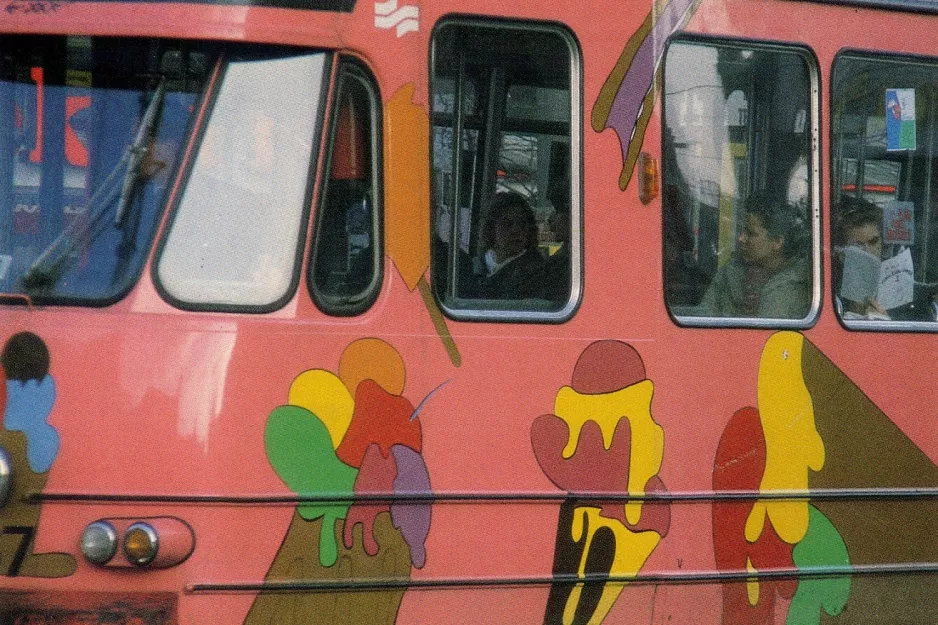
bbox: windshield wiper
[115,78,166,228]
[21,79,167,293]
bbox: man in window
[700,195,811,319]
[831,196,938,321]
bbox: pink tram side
[0,0,936,622]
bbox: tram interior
[430,24,573,310]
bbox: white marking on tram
[375,0,419,37]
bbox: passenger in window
[477,191,546,299]
[914,288,938,322]
[543,195,571,303]
[834,197,938,322]
[896,274,938,321]
[701,195,811,318]
[833,196,890,320]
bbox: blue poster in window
[885,88,916,151]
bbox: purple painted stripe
[607,0,696,158]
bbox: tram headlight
[123,522,159,566]
[80,517,194,569]
[0,447,12,507]
[80,521,118,566]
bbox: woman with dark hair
[478,191,546,299]
[701,195,811,318]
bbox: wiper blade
[21,80,167,292]
[20,164,124,292]
[116,78,166,228]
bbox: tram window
[831,52,938,326]
[157,50,326,311]
[663,38,819,327]
[430,20,580,321]
[309,60,382,315]
[0,37,210,304]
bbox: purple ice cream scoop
[390,444,431,568]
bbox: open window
[430,18,580,322]
[831,52,938,327]
[310,59,382,315]
[663,37,820,327]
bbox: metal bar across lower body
[187,562,938,594]
[28,487,938,505]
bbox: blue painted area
[4,375,59,473]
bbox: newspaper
[840,247,914,310]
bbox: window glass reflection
[663,40,816,323]
[832,53,938,324]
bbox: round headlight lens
[123,522,159,566]
[0,447,12,507]
[80,521,118,566]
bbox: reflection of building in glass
[664,40,814,316]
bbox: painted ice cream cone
[533,341,670,625]
[713,332,938,625]
[248,339,433,624]
[244,512,412,625]
[0,332,75,578]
